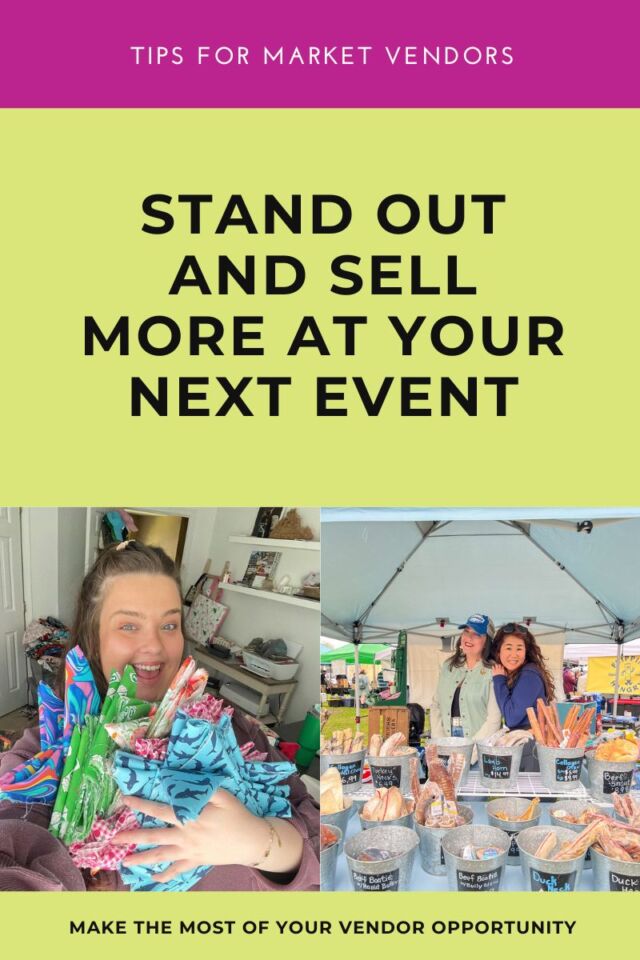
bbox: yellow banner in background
[586,656,640,695]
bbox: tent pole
[613,622,624,717]
[353,621,362,728]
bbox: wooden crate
[367,707,409,746]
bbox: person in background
[563,664,578,699]
[357,668,370,705]
[431,614,501,745]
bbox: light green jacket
[430,659,502,741]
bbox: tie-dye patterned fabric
[113,710,296,891]
[0,647,100,804]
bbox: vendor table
[329,778,634,893]
[332,796,593,892]
[606,699,640,719]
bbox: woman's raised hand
[491,663,507,677]
[117,789,303,884]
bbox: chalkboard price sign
[352,869,400,892]
[482,754,512,779]
[555,757,583,782]
[603,769,634,795]
[456,867,502,892]
[530,868,576,892]
[507,831,520,858]
[371,764,402,789]
[609,871,640,892]
[332,759,362,786]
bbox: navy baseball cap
[458,614,490,636]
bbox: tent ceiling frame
[356,521,446,627]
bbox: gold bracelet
[251,820,282,868]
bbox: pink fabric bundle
[133,737,168,761]
[240,742,268,762]
[68,806,139,872]
[182,693,234,724]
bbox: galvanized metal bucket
[548,799,611,871]
[367,751,414,794]
[591,845,640,892]
[320,749,366,794]
[586,755,636,802]
[517,825,585,891]
[415,804,474,875]
[476,740,524,790]
[320,796,353,854]
[441,823,509,892]
[486,797,541,865]
[538,744,585,794]
[320,824,342,891]
[344,825,418,892]
[432,737,474,785]
[360,810,414,831]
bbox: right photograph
[319,509,640,893]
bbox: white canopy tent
[321,509,640,716]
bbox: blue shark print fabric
[112,710,296,891]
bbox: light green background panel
[0,891,636,956]
[1,110,637,505]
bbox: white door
[0,508,27,716]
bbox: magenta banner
[1,0,638,106]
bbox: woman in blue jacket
[491,623,556,770]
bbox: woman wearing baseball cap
[430,614,502,745]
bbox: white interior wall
[206,508,320,723]
[23,507,87,625]
[57,508,88,625]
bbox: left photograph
[0,506,320,891]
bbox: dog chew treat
[534,832,558,859]
[539,700,562,746]
[527,707,545,744]
[566,708,595,748]
[369,734,383,757]
[380,732,407,756]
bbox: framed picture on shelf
[241,550,282,589]
[251,507,283,538]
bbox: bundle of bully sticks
[526,699,595,749]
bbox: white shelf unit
[229,535,320,551]
[219,581,319,611]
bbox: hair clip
[116,539,135,551]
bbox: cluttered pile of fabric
[23,616,69,670]
[0,648,296,891]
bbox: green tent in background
[320,643,388,665]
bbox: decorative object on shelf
[206,636,232,660]
[299,570,320,601]
[241,550,282,588]
[251,507,283,538]
[274,574,295,595]
[269,508,314,541]
[184,594,229,646]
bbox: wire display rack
[457,769,589,799]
